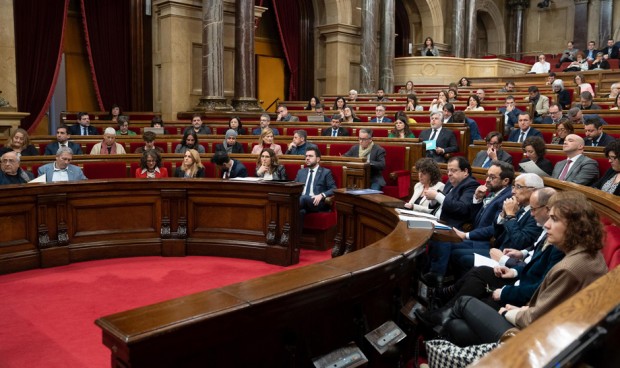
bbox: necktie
[332,129,337,137]
[304,169,314,196]
[482,157,492,168]
[429,129,438,141]
[82,126,87,136]
[223,171,229,179]
[482,192,495,208]
[518,131,525,143]
[558,159,572,181]
[592,139,598,147]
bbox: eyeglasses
[486,141,500,146]
[359,138,371,142]
[608,155,618,161]
[514,184,534,190]
[530,205,548,212]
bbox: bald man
[551,134,599,186]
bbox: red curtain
[14,0,69,132]
[271,1,300,101]
[80,0,132,111]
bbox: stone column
[508,0,529,61]
[231,1,262,111]
[573,0,590,50]
[379,0,395,93]
[452,0,466,58]
[599,0,612,45]
[360,0,379,94]
[465,0,477,58]
[195,0,231,111]
[0,0,18,110]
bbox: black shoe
[435,285,456,304]
[421,272,444,288]
[331,243,344,258]
[415,306,453,328]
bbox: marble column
[599,0,612,46]
[0,0,18,110]
[379,0,395,93]
[231,1,262,111]
[508,0,529,61]
[317,24,360,95]
[465,0,477,58]
[573,0,590,50]
[196,0,231,111]
[360,0,379,94]
[452,0,466,58]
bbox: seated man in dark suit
[322,114,349,137]
[583,118,616,147]
[542,103,564,125]
[551,134,599,186]
[211,151,247,179]
[252,114,280,135]
[68,112,100,136]
[44,125,83,155]
[498,95,523,134]
[424,160,512,279]
[472,132,513,168]
[285,130,316,155]
[418,111,459,163]
[370,105,392,123]
[183,114,212,135]
[507,112,542,143]
[601,38,619,59]
[575,91,601,110]
[343,128,386,190]
[0,151,34,185]
[295,147,337,215]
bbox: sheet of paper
[229,177,263,181]
[395,208,437,220]
[397,214,451,230]
[519,161,550,177]
[28,174,47,183]
[474,253,499,268]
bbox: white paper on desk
[229,177,263,181]
[519,161,550,177]
[395,208,437,220]
[474,253,499,268]
[397,215,451,230]
[28,174,47,183]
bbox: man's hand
[489,248,504,261]
[503,248,524,260]
[475,185,489,201]
[487,147,498,161]
[492,288,502,301]
[502,197,519,217]
[493,265,516,279]
[404,202,413,209]
[435,147,445,155]
[312,194,323,206]
[288,142,297,150]
[453,227,466,240]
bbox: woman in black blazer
[592,140,620,196]
[519,136,553,175]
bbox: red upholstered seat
[470,116,500,139]
[329,143,353,156]
[381,145,410,199]
[82,162,127,179]
[602,225,620,270]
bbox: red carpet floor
[0,250,331,368]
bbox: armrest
[389,169,410,180]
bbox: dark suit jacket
[493,209,543,251]
[472,150,513,168]
[343,144,386,187]
[68,124,99,136]
[602,45,619,59]
[500,239,565,306]
[593,168,620,195]
[321,127,349,137]
[418,127,459,163]
[370,117,392,123]
[555,90,571,110]
[552,155,599,186]
[252,127,280,135]
[584,132,615,147]
[44,141,83,155]
[468,187,513,241]
[498,107,523,129]
[225,160,248,178]
[295,166,337,198]
[214,142,245,154]
[508,127,543,143]
[439,175,479,229]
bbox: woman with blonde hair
[174,149,205,178]
[251,128,283,156]
[0,128,38,156]
[255,148,287,180]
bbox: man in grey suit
[551,134,599,186]
[295,147,337,214]
[418,111,459,163]
[472,132,513,168]
[38,146,87,183]
[343,128,386,190]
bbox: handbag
[425,339,499,368]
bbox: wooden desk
[0,179,303,274]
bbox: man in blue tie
[472,132,513,168]
[507,112,542,143]
[295,147,337,215]
[68,112,100,136]
[321,114,349,137]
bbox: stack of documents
[395,208,451,230]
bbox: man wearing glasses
[275,105,299,122]
[370,105,392,123]
[472,132,513,168]
[542,103,564,124]
[343,129,386,190]
[0,151,34,185]
[252,114,280,135]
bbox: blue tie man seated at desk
[295,147,336,215]
[68,112,100,136]
[38,146,88,183]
